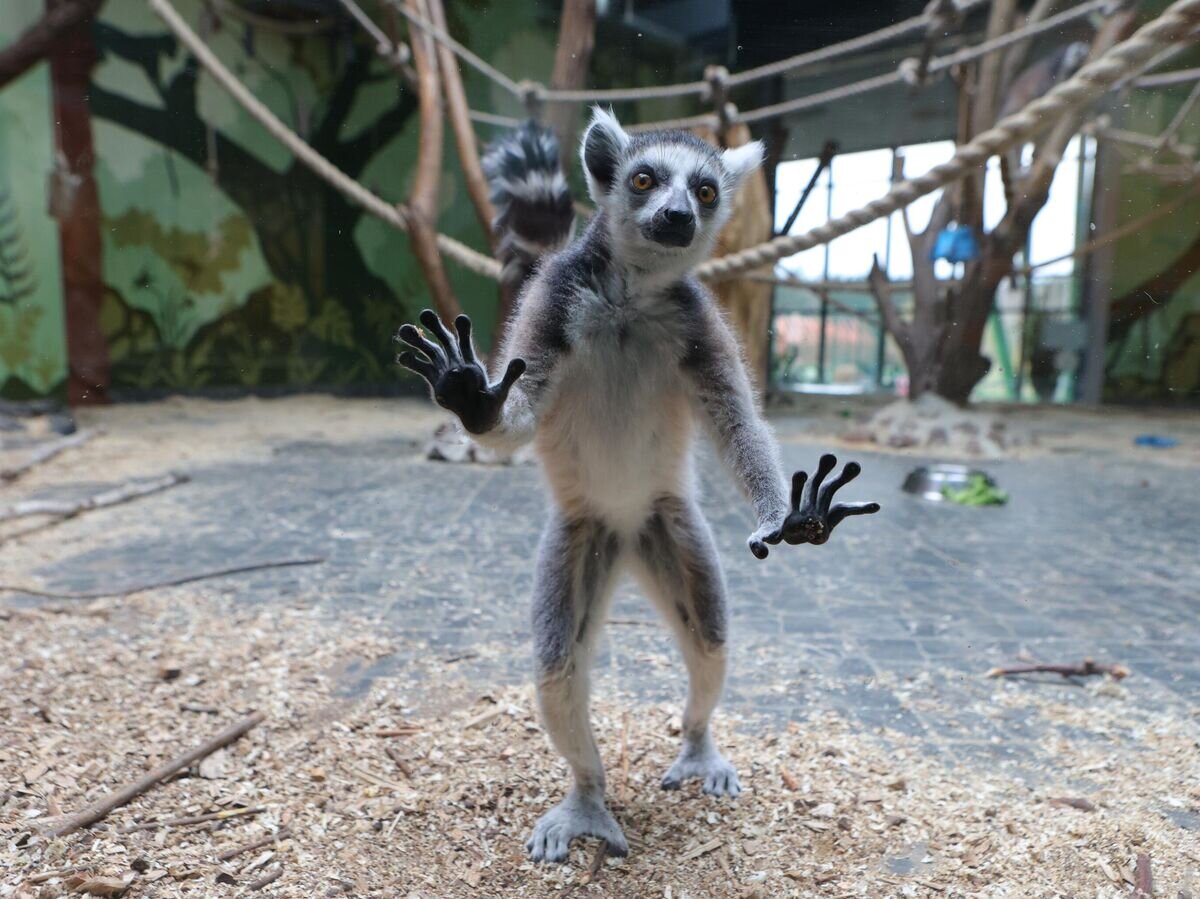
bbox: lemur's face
[581,109,763,266]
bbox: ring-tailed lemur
[397,109,879,863]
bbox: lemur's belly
[536,340,692,532]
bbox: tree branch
[0,0,105,90]
[404,0,461,321]
[867,256,911,347]
[544,0,596,156]
[427,0,494,244]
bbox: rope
[146,0,502,281]
[1134,63,1200,87]
[729,0,1110,126]
[726,0,989,89]
[696,0,1200,281]
[334,0,403,59]
[387,0,523,97]
[468,109,522,128]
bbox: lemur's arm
[396,277,567,454]
[681,287,790,552]
[682,283,880,558]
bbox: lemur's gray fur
[397,108,878,864]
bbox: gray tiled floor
[16,418,1200,781]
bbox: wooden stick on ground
[0,472,188,523]
[385,745,413,780]
[248,865,283,891]
[0,556,325,600]
[216,827,292,862]
[1133,853,1153,898]
[0,429,98,483]
[43,711,265,837]
[985,659,1130,680]
[119,805,265,833]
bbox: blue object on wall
[930,225,980,264]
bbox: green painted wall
[0,0,557,398]
[1104,76,1200,402]
[0,0,67,396]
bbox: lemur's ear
[721,140,765,191]
[581,107,630,203]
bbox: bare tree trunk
[874,6,1136,406]
[404,0,460,322]
[544,0,596,162]
[0,0,104,90]
[48,1,108,405]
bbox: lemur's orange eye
[631,172,654,191]
[696,184,718,205]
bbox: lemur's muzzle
[647,206,695,248]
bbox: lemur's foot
[749,453,880,558]
[525,790,629,864]
[661,737,741,797]
[395,310,525,435]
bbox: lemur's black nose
[664,207,695,226]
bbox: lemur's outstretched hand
[396,309,526,435]
[749,453,880,559]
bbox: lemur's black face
[581,109,764,267]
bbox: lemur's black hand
[749,453,880,559]
[396,309,526,435]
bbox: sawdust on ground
[3,592,1198,899]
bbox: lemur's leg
[631,495,740,798]
[526,513,628,863]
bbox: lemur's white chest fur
[535,280,694,532]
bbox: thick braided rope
[147,0,503,281]
[697,0,1200,281]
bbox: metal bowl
[902,464,996,502]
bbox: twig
[43,711,265,837]
[0,473,190,543]
[1133,853,1153,898]
[120,805,265,833]
[617,712,630,802]
[1048,797,1097,812]
[0,472,188,523]
[248,865,283,891]
[0,556,325,600]
[586,841,608,880]
[385,745,413,780]
[216,827,292,862]
[607,618,657,627]
[463,707,505,730]
[0,429,98,483]
[986,659,1130,680]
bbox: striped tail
[482,120,575,295]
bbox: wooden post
[1079,134,1120,404]
[47,0,109,405]
[544,0,595,163]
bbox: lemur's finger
[827,501,881,532]
[397,351,437,385]
[419,309,461,362]
[454,315,477,364]
[495,358,527,399]
[804,454,838,512]
[790,470,808,512]
[818,461,861,514]
[748,537,769,559]
[397,323,447,367]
